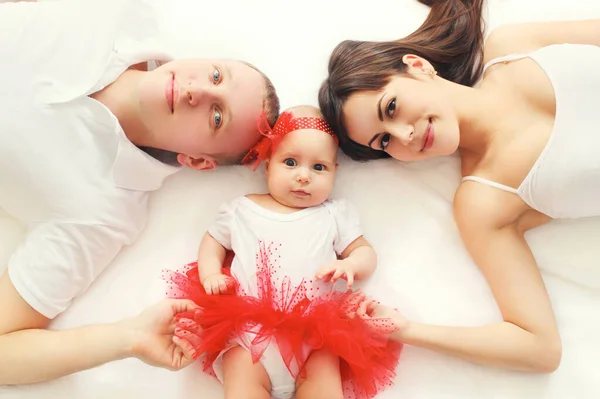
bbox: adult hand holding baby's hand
[202,273,235,295]
[353,291,409,340]
[315,259,357,290]
[124,299,200,371]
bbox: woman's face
[343,56,460,162]
[136,59,266,168]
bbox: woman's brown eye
[380,133,391,150]
[386,98,396,118]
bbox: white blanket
[1,0,600,398]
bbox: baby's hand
[315,259,356,290]
[202,273,235,295]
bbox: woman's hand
[123,299,200,371]
[342,290,409,339]
[356,296,410,339]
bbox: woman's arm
[401,185,561,372]
[400,226,561,371]
[376,186,561,372]
[484,19,600,65]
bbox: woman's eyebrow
[377,93,385,122]
[368,133,381,148]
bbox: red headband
[241,111,338,171]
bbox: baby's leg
[222,346,271,399]
[295,350,344,399]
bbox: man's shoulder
[60,184,151,234]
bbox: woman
[0,0,279,385]
[319,0,600,373]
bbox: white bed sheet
[2,0,600,398]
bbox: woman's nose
[397,125,414,146]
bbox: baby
[165,106,401,399]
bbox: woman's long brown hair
[318,0,486,161]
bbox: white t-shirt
[208,197,363,297]
[0,0,178,318]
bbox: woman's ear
[402,54,434,75]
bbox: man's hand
[123,299,200,371]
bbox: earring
[430,69,437,76]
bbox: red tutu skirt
[163,244,402,399]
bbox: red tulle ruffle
[163,243,402,399]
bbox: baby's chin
[277,193,331,209]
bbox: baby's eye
[214,109,222,128]
[212,68,221,84]
[313,164,326,171]
[284,158,297,167]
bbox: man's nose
[185,81,217,107]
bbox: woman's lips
[421,121,435,151]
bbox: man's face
[136,59,266,169]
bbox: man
[0,0,279,385]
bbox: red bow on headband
[241,111,337,171]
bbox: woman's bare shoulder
[453,180,526,233]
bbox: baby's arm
[316,237,377,289]
[197,233,234,295]
[339,237,377,281]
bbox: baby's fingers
[315,266,335,282]
[357,298,374,319]
[175,327,203,349]
[177,318,202,335]
[217,278,229,294]
[345,271,355,290]
[172,335,199,361]
[203,280,214,295]
[331,268,346,283]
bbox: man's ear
[177,153,217,171]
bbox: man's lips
[165,74,174,112]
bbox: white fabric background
[1,0,600,398]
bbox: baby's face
[266,128,338,209]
